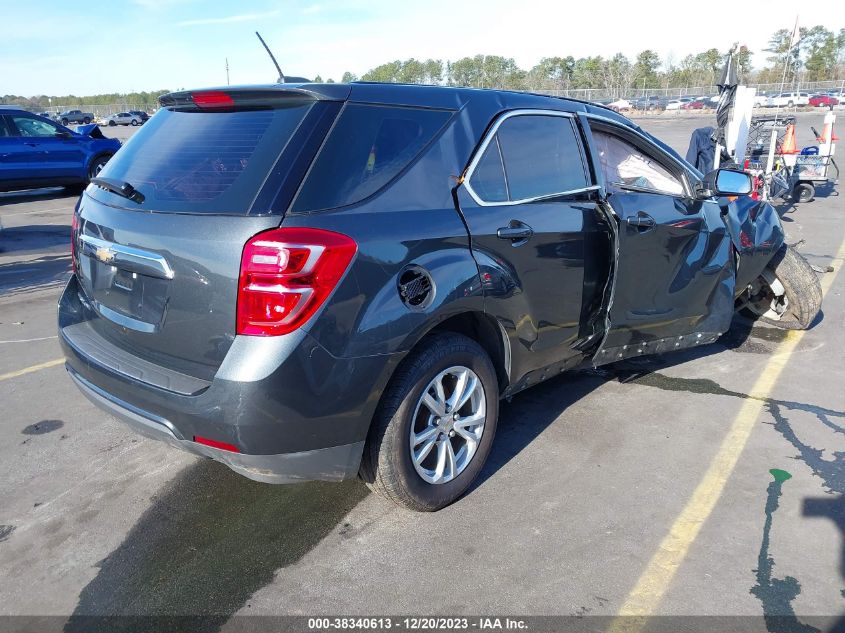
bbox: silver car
[99,112,143,127]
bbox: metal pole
[226,58,230,85]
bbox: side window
[498,115,588,200]
[292,104,452,212]
[590,129,684,196]
[0,117,11,138]
[468,138,508,203]
[467,113,589,204]
[10,116,58,138]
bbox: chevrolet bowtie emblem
[94,246,116,264]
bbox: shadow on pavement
[65,459,369,632]
[0,187,77,206]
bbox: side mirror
[700,168,752,197]
[55,129,73,139]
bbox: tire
[61,118,69,126]
[83,117,91,124]
[87,154,112,182]
[108,120,116,127]
[787,101,794,108]
[131,119,138,126]
[360,333,499,511]
[793,182,815,203]
[739,244,821,330]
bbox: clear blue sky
[2,0,842,96]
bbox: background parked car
[608,98,632,111]
[98,112,144,126]
[0,106,121,192]
[766,92,811,107]
[809,94,839,107]
[57,109,94,125]
[631,96,667,111]
[127,110,150,123]
[681,99,707,110]
[666,97,695,111]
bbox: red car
[681,99,706,110]
[810,94,839,107]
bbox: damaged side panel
[591,193,736,366]
[724,197,785,291]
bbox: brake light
[70,212,79,274]
[237,227,357,336]
[192,90,235,109]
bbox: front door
[457,110,609,381]
[584,120,735,364]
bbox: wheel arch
[406,310,510,395]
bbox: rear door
[457,110,608,376]
[71,91,341,381]
[584,118,735,364]
[0,115,34,184]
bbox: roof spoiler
[158,85,349,109]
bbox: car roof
[164,81,635,124]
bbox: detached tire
[740,244,821,330]
[360,333,499,511]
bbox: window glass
[0,117,11,138]
[591,130,684,196]
[93,102,315,213]
[293,104,451,212]
[468,138,508,202]
[11,116,58,138]
[496,115,588,200]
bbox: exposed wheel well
[428,312,510,393]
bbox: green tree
[632,50,661,89]
[801,25,840,81]
[341,71,357,83]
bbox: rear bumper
[69,368,364,483]
[59,275,401,482]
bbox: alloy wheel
[409,366,486,484]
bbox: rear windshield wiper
[90,177,145,204]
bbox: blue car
[0,106,122,193]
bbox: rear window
[92,102,316,214]
[292,104,451,212]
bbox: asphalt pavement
[0,112,843,629]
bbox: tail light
[237,227,357,336]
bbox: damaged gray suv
[59,83,821,511]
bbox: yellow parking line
[0,358,64,382]
[610,238,845,632]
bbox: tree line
[3,25,843,108]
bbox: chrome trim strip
[80,234,175,280]
[462,109,596,207]
[96,303,157,333]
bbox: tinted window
[93,102,315,213]
[496,115,588,200]
[292,104,451,212]
[468,139,508,202]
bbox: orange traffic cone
[816,120,839,143]
[780,123,799,154]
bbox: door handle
[497,222,533,242]
[626,213,656,231]
[24,142,38,147]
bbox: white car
[98,112,143,127]
[608,98,632,111]
[665,97,695,111]
[766,92,811,108]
